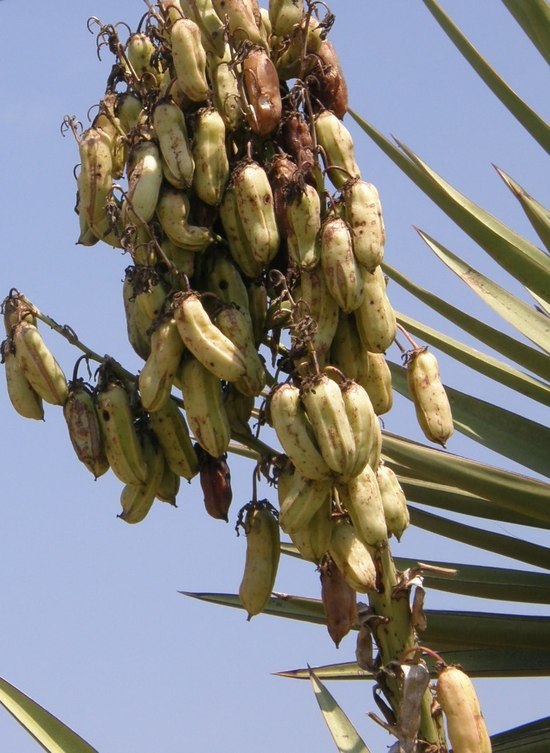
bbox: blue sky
[0,2,548,751]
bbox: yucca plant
[0,1,548,752]
[187,1,550,750]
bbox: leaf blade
[384,262,550,380]
[309,670,373,753]
[381,432,550,526]
[0,677,99,753]
[408,504,550,570]
[280,542,550,603]
[423,0,550,152]
[416,229,550,353]
[501,0,550,66]
[495,165,550,253]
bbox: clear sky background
[0,1,548,751]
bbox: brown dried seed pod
[320,555,357,648]
[280,111,316,182]
[243,46,283,137]
[63,380,109,478]
[268,154,299,239]
[198,449,233,521]
[309,40,349,120]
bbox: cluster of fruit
[1,0,456,629]
[3,3,488,749]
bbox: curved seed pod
[179,356,231,457]
[223,383,254,436]
[12,322,68,406]
[179,0,226,56]
[173,292,247,382]
[156,462,180,505]
[289,501,333,564]
[328,516,378,593]
[153,98,195,189]
[215,305,266,396]
[211,0,266,46]
[320,216,365,313]
[354,266,397,354]
[259,6,272,37]
[406,347,454,447]
[92,100,127,180]
[138,317,185,413]
[158,0,183,20]
[232,161,280,268]
[170,18,209,102]
[2,338,44,420]
[298,265,339,363]
[77,127,114,240]
[238,502,280,620]
[320,556,357,648]
[3,295,36,335]
[330,313,370,385]
[314,110,360,189]
[268,382,331,481]
[219,185,263,278]
[119,432,165,524]
[309,40,349,120]
[375,463,409,541]
[199,450,232,521]
[342,179,385,271]
[205,252,251,319]
[125,33,161,85]
[122,269,152,361]
[268,153,298,239]
[192,107,229,206]
[436,665,492,753]
[148,396,199,479]
[340,379,377,480]
[286,182,322,270]
[243,46,282,137]
[96,380,148,485]
[116,91,144,133]
[63,380,109,478]
[273,16,323,79]
[363,352,393,415]
[207,45,244,131]
[269,0,304,37]
[156,185,213,251]
[301,373,356,478]
[337,464,388,548]
[125,141,163,226]
[277,463,332,534]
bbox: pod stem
[368,544,447,750]
[18,294,136,384]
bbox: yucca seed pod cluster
[2,3,458,747]
[0,0,456,596]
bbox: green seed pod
[406,347,454,447]
[320,215,365,313]
[192,107,229,206]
